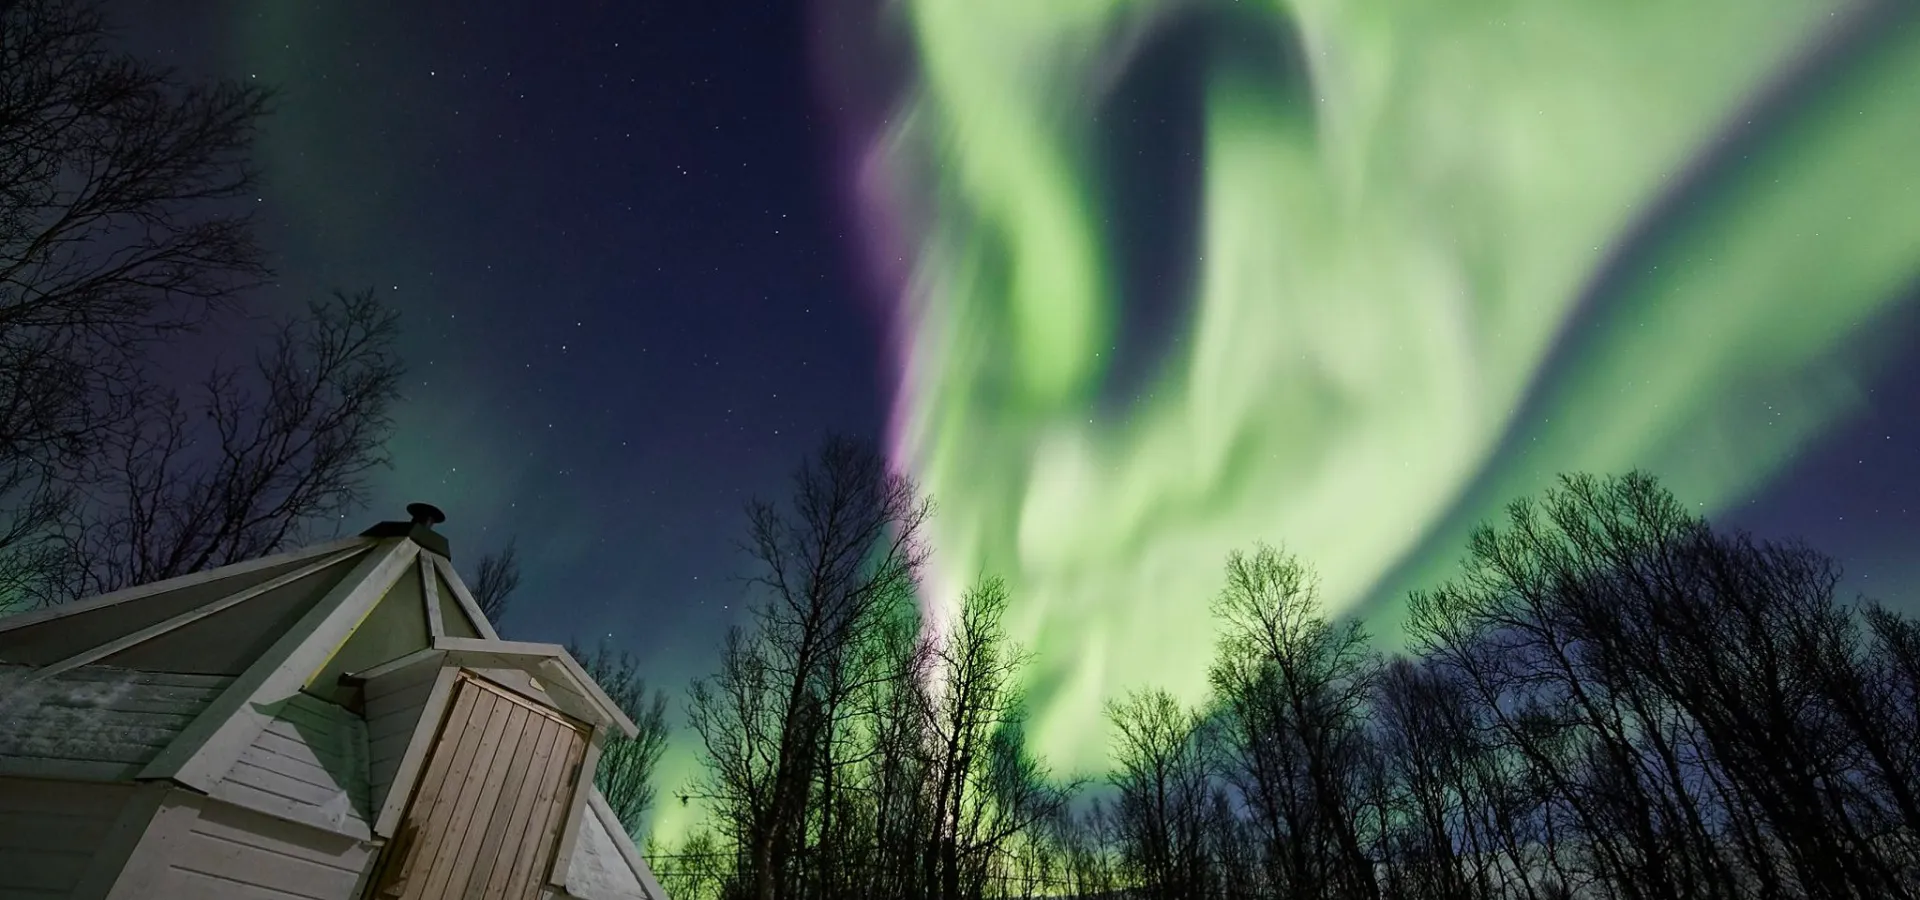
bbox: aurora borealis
[106,0,1920,846]
[835,0,1920,773]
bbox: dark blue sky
[118,0,890,681]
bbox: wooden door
[370,674,589,899]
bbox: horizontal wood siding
[0,777,136,897]
[362,660,444,815]
[137,790,376,900]
[0,665,231,780]
[210,691,370,839]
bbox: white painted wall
[363,658,444,815]
[207,691,372,839]
[107,788,376,900]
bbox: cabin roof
[0,523,632,736]
[0,509,668,899]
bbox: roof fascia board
[344,646,445,684]
[587,787,671,899]
[420,554,446,638]
[541,655,640,738]
[461,661,605,729]
[430,636,639,737]
[424,552,501,640]
[0,535,373,636]
[433,635,562,656]
[26,546,371,684]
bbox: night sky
[118,1,885,679]
[115,0,1920,832]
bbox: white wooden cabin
[0,504,669,900]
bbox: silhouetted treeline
[657,446,1919,900]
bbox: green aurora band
[228,0,1920,845]
[848,0,1920,779]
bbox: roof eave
[430,636,640,737]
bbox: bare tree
[0,0,412,612]
[1407,471,1920,900]
[1106,688,1218,900]
[571,637,673,838]
[919,577,1076,900]
[651,830,735,900]
[838,592,937,900]
[1053,800,1123,900]
[687,434,932,900]
[1366,656,1516,900]
[471,537,521,628]
[1207,544,1380,900]
[664,462,1920,899]
[0,0,270,597]
[48,290,401,603]
[1852,603,1920,842]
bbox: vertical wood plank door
[369,674,589,900]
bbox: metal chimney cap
[406,502,447,527]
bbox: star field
[116,1,886,679]
[108,0,1920,833]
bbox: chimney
[360,502,453,558]
[407,502,446,528]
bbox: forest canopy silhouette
[647,448,1920,900]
